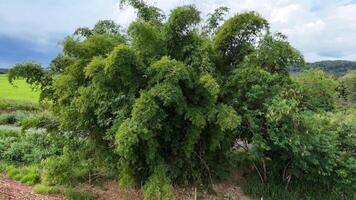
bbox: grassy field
[0,74,39,102]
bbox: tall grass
[0,98,39,111]
[0,110,33,125]
[241,175,346,200]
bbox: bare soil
[0,178,65,200]
[0,171,250,200]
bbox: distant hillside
[0,68,8,74]
[290,60,356,77]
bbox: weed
[64,188,96,200]
[33,184,61,194]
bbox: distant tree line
[289,60,356,77]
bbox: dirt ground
[0,172,250,200]
[0,178,65,200]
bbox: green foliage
[74,20,123,38]
[116,57,239,188]
[64,188,96,200]
[340,70,356,104]
[20,111,59,132]
[128,20,165,65]
[294,69,339,111]
[0,98,39,111]
[8,63,52,101]
[33,184,61,194]
[163,5,201,62]
[214,11,269,72]
[0,128,63,165]
[203,6,229,37]
[119,0,165,25]
[41,140,116,186]
[241,98,356,197]
[0,111,30,125]
[143,166,174,200]
[6,165,40,186]
[246,33,305,74]
[242,175,346,200]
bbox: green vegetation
[6,165,40,186]
[64,188,96,200]
[33,184,61,194]
[0,98,39,111]
[1,1,355,200]
[0,128,63,165]
[310,60,356,76]
[0,111,32,125]
[340,70,356,105]
[0,74,39,101]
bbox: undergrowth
[64,188,96,200]
[0,99,39,111]
[6,165,40,186]
[241,175,354,200]
[0,111,33,125]
[33,184,61,194]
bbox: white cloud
[0,0,355,62]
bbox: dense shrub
[41,140,117,186]
[294,69,339,111]
[339,70,356,104]
[238,96,356,197]
[0,128,63,165]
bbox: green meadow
[0,74,39,102]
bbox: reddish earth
[78,180,250,200]
[0,172,250,200]
[0,178,65,200]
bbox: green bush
[0,130,63,165]
[294,69,339,111]
[64,188,96,200]
[33,184,61,194]
[239,101,356,198]
[20,111,60,132]
[143,166,174,200]
[41,140,116,186]
[339,70,356,105]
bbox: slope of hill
[290,60,356,76]
[0,68,8,74]
[310,60,356,76]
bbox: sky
[0,0,355,68]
